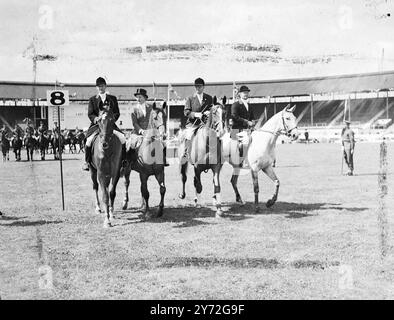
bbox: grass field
[1,142,394,299]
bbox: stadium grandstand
[1,70,394,142]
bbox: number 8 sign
[47,90,69,106]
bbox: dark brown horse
[38,132,48,160]
[178,97,226,217]
[122,104,167,220]
[24,133,36,162]
[11,134,22,161]
[1,130,11,162]
[90,108,123,228]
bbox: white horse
[221,104,299,212]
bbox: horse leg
[213,166,225,217]
[99,177,111,228]
[26,147,30,161]
[140,173,150,219]
[230,167,244,204]
[90,169,101,214]
[109,179,119,223]
[251,170,260,213]
[155,170,166,217]
[122,167,131,210]
[178,162,188,199]
[193,168,202,209]
[262,165,280,208]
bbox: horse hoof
[216,210,226,218]
[266,200,275,208]
[157,208,164,218]
[122,203,128,210]
[103,221,112,228]
[255,206,260,213]
[178,193,186,199]
[95,207,101,214]
[236,197,245,205]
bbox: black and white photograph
[1,0,394,304]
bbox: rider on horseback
[230,85,256,169]
[129,88,168,166]
[13,123,23,138]
[38,121,47,136]
[25,118,35,137]
[82,77,128,171]
[182,78,213,160]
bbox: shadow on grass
[115,201,368,227]
[225,201,369,219]
[1,220,63,227]
[124,257,341,270]
[0,216,28,221]
[115,204,250,228]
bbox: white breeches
[86,131,126,147]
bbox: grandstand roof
[1,70,394,101]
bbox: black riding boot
[163,146,169,166]
[82,145,91,171]
[121,144,128,168]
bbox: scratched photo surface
[1,0,394,300]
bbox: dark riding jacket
[184,93,213,127]
[88,94,120,125]
[87,93,122,137]
[230,100,255,130]
[131,103,154,134]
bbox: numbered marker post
[47,90,69,210]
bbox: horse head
[281,105,300,140]
[207,96,227,138]
[97,109,115,150]
[148,102,166,138]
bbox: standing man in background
[304,129,309,143]
[341,120,355,176]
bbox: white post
[167,86,170,138]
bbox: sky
[0,0,394,83]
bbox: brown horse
[178,97,226,217]
[122,104,167,220]
[1,130,11,162]
[90,108,123,228]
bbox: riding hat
[194,78,205,86]
[134,88,148,99]
[239,85,250,93]
[96,77,107,86]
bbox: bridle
[281,112,298,137]
[98,111,114,150]
[258,110,297,137]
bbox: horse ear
[152,102,156,109]
[222,96,227,105]
[288,104,296,113]
[213,96,217,105]
[162,101,167,109]
[284,104,291,111]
